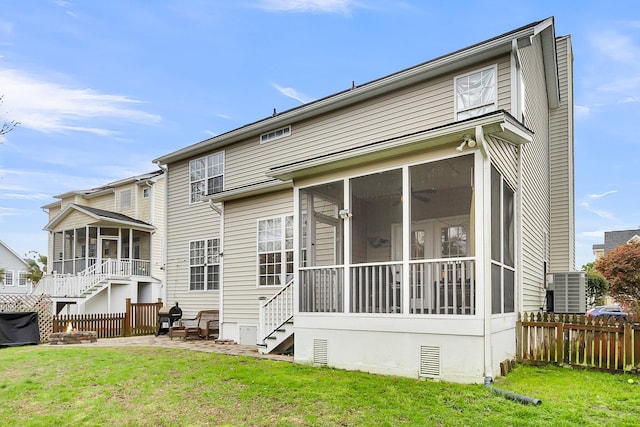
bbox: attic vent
[260,125,291,143]
[419,345,440,378]
[313,339,328,365]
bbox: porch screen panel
[408,155,475,315]
[299,182,344,312]
[490,165,516,314]
[350,169,402,313]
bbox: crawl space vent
[419,345,441,378]
[313,339,328,365]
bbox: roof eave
[206,179,293,203]
[267,111,532,181]
[154,21,544,165]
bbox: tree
[582,262,609,306]
[595,242,640,312]
[0,95,19,137]
[0,267,4,282]
[24,251,47,285]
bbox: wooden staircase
[258,279,294,355]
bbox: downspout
[208,199,224,334]
[484,376,542,405]
[475,125,493,381]
[154,161,168,307]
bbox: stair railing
[259,277,294,344]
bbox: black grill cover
[0,312,40,347]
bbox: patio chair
[169,310,214,340]
[197,310,219,340]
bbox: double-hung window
[257,215,293,286]
[3,270,14,286]
[189,152,224,203]
[18,272,28,286]
[189,238,220,291]
[455,66,497,121]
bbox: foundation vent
[419,345,441,378]
[313,339,328,365]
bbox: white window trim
[142,187,151,199]
[189,151,225,204]
[188,238,221,291]
[4,270,14,286]
[260,125,292,144]
[257,214,293,287]
[18,271,28,286]
[454,64,498,121]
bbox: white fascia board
[267,112,532,181]
[206,179,293,202]
[533,17,560,109]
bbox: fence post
[624,321,633,371]
[124,298,131,337]
[557,316,565,365]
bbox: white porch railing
[299,266,344,313]
[258,278,294,343]
[299,258,475,315]
[32,259,152,298]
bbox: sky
[0,0,639,270]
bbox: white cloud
[574,104,590,119]
[580,201,616,220]
[0,192,50,200]
[588,190,617,198]
[257,0,356,14]
[591,30,640,64]
[0,69,161,136]
[272,83,313,104]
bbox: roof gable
[154,17,558,165]
[44,204,154,231]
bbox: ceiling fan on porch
[393,187,436,205]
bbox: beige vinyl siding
[138,184,152,222]
[486,135,518,188]
[224,56,512,190]
[151,177,166,280]
[519,36,550,311]
[164,159,220,317]
[81,193,115,211]
[55,211,96,231]
[222,190,294,324]
[549,36,575,271]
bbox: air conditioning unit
[550,271,586,314]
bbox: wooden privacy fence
[53,298,163,339]
[517,312,640,373]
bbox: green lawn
[1,345,638,426]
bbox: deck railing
[300,258,475,315]
[33,259,152,298]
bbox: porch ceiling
[267,110,533,181]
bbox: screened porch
[298,154,481,316]
[51,226,152,277]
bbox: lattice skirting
[0,294,53,342]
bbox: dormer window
[260,125,291,144]
[455,66,497,121]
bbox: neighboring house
[0,240,31,294]
[37,170,165,314]
[154,17,574,383]
[593,228,640,259]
